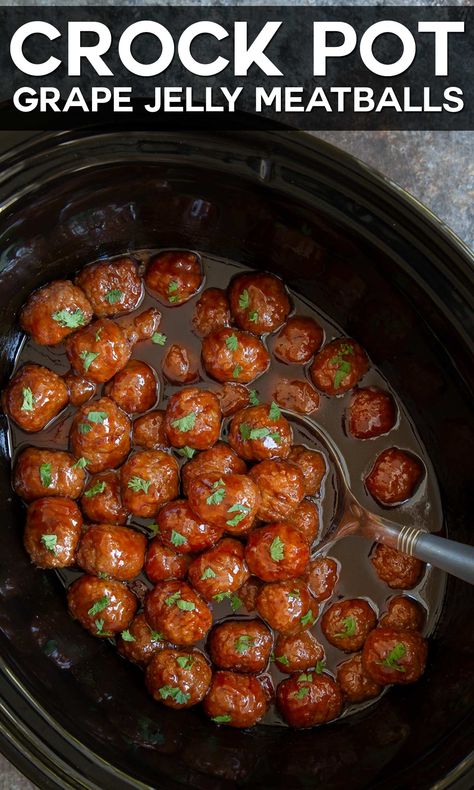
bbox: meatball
[181,442,246,496]
[228,404,292,462]
[285,500,320,545]
[321,598,377,652]
[336,653,382,704]
[256,580,313,634]
[202,328,270,384]
[162,344,199,384]
[274,316,324,364]
[380,596,425,632]
[146,648,211,708]
[164,388,221,450]
[192,288,231,337]
[80,470,128,525]
[65,318,131,384]
[75,257,143,317]
[63,371,96,407]
[20,280,93,345]
[157,499,223,554]
[187,472,259,534]
[288,446,326,497]
[307,557,339,603]
[70,397,131,473]
[366,448,424,506]
[347,388,397,440]
[273,380,320,415]
[145,538,190,583]
[208,619,272,673]
[24,496,83,568]
[277,673,343,728]
[117,612,168,667]
[133,410,169,450]
[122,307,161,346]
[104,359,158,413]
[67,575,137,637]
[362,627,428,685]
[228,272,291,334]
[245,523,310,582]
[188,538,250,601]
[144,580,212,646]
[216,383,250,417]
[203,671,267,728]
[239,576,263,612]
[310,338,369,396]
[76,524,146,580]
[274,631,325,674]
[3,364,68,432]
[120,450,179,518]
[248,460,305,522]
[13,447,86,502]
[145,250,203,305]
[371,544,424,589]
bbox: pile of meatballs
[3,251,428,729]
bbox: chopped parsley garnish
[334,615,357,639]
[177,446,195,459]
[239,290,250,309]
[21,386,35,411]
[234,635,255,654]
[170,529,186,547]
[39,463,52,488]
[176,599,195,612]
[86,411,107,424]
[226,502,250,527]
[315,660,326,674]
[149,629,164,641]
[127,476,151,494]
[171,412,195,433]
[88,596,109,617]
[270,535,285,562]
[167,281,179,303]
[288,589,301,601]
[239,423,281,443]
[84,480,106,498]
[378,642,407,673]
[206,479,226,505]
[152,332,167,346]
[298,673,313,682]
[275,654,289,666]
[232,365,242,379]
[248,389,260,406]
[159,686,190,704]
[94,618,112,636]
[212,714,232,723]
[201,566,216,581]
[213,591,242,611]
[104,289,123,304]
[176,655,194,669]
[330,343,355,389]
[78,423,92,434]
[97,572,109,580]
[79,350,100,372]
[51,308,86,329]
[248,311,258,323]
[121,629,136,642]
[147,523,160,537]
[95,327,102,342]
[165,591,181,606]
[41,534,57,553]
[293,686,310,700]
[268,401,281,421]
[225,333,239,352]
[300,610,315,627]
[72,456,89,469]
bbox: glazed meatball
[307,557,338,603]
[24,497,82,568]
[336,653,382,703]
[273,380,320,415]
[277,673,342,728]
[321,598,377,652]
[75,257,143,317]
[188,538,250,601]
[164,388,221,450]
[285,500,320,545]
[145,250,203,305]
[13,447,86,502]
[347,388,397,439]
[203,671,267,728]
[202,327,270,385]
[63,371,96,407]
[80,470,128,525]
[20,280,93,345]
[274,316,324,364]
[193,288,231,337]
[216,383,250,417]
[228,272,291,334]
[158,499,222,554]
[76,524,146,580]
[70,397,131,473]
[122,307,161,346]
[3,364,68,432]
[228,404,292,462]
[310,338,369,396]
[67,575,137,637]
[117,612,168,667]
[274,631,325,674]
[366,448,424,505]
[288,446,326,497]
[187,472,259,534]
[239,576,263,612]
[104,359,158,413]
[371,544,424,589]
[133,410,169,450]
[145,538,190,583]
[256,580,314,634]
[208,619,271,673]
[380,596,425,632]
[181,442,246,496]
[362,627,428,685]
[245,523,310,583]
[144,580,212,646]
[146,648,211,708]
[249,460,305,522]
[120,450,179,518]
[162,344,199,384]
[66,318,131,384]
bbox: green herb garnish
[41,534,57,554]
[152,332,167,346]
[171,412,195,433]
[176,655,194,669]
[378,642,407,673]
[159,686,190,705]
[239,290,250,309]
[212,714,232,723]
[225,333,239,352]
[79,350,100,372]
[300,610,315,627]
[248,389,259,406]
[206,479,226,506]
[269,535,285,562]
[268,401,281,421]
[39,463,52,488]
[170,530,186,547]
[201,567,216,581]
[121,629,136,642]
[88,596,109,617]
[86,411,107,424]
[84,480,106,498]
[275,654,289,666]
[334,616,357,639]
[51,309,85,328]
[226,502,250,527]
[72,456,89,469]
[104,289,123,305]
[127,476,151,494]
[234,635,255,655]
[177,446,195,459]
[21,386,35,411]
